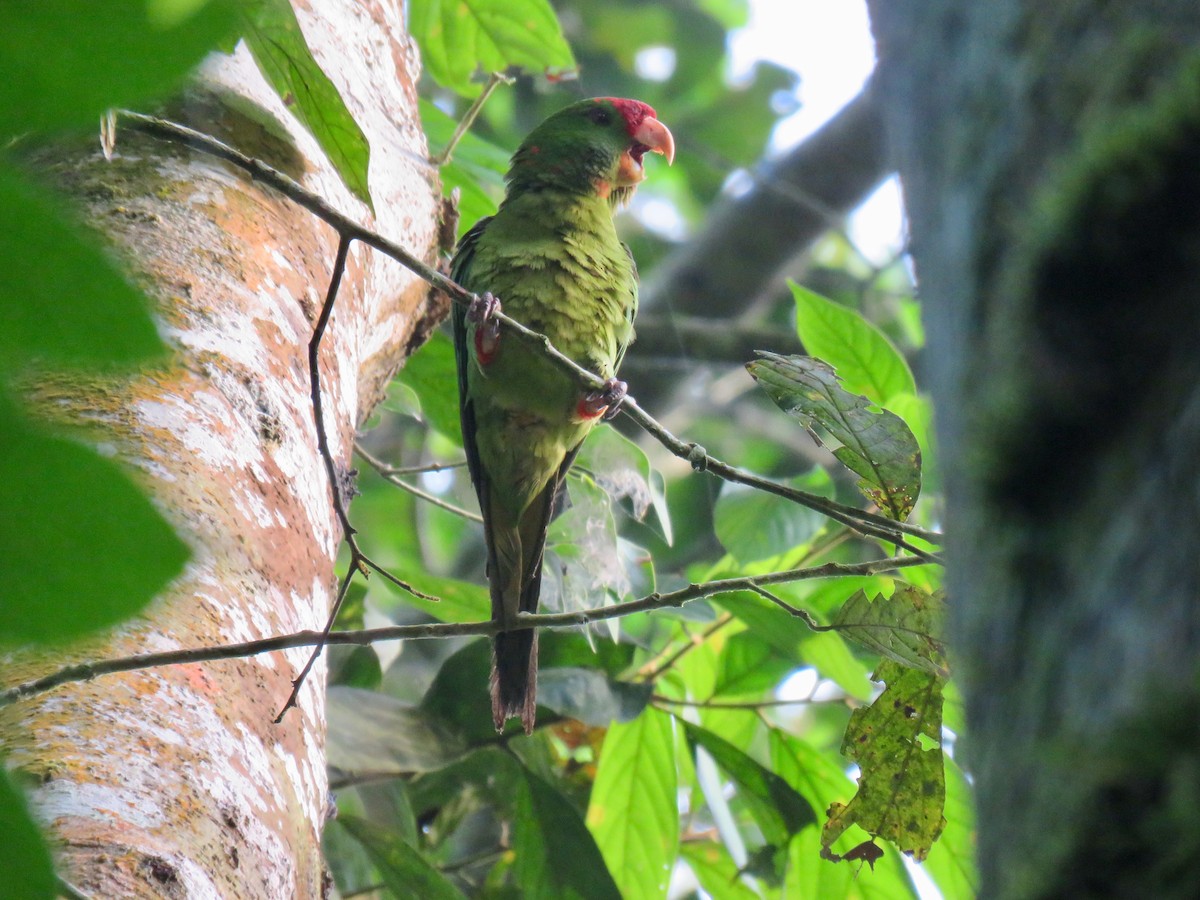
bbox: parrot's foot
[578,378,628,420]
[469,291,502,363]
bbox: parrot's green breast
[460,188,637,512]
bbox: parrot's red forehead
[594,98,658,135]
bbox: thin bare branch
[0,555,924,707]
[355,442,482,522]
[429,72,514,167]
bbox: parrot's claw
[469,292,502,363]
[467,291,501,324]
[579,379,628,420]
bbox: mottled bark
[0,1,438,896]
[870,2,1200,897]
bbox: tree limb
[639,80,890,318]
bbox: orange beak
[617,116,675,187]
[634,116,675,165]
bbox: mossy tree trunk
[0,2,439,895]
[869,3,1200,897]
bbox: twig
[651,694,845,710]
[355,442,482,522]
[0,555,924,707]
[639,614,733,681]
[277,235,436,722]
[429,72,513,167]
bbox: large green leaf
[421,99,508,235]
[337,815,468,900]
[0,0,236,136]
[748,352,921,521]
[713,467,831,563]
[243,0,373,209]
[681,720,816,849]
[0,169,167,373]
[0,395,189,643]
[420,640,497,744]
[392,331,463,443]
[710,630,792,698]
[409,0,576,96]
[327,686,467,774]
[922,756,979,899]
[0,772,55,900]
[822,660,947,863]
[680,842,760,900]
[831,585,949,677]
[536,668,652,726]
[791,283,915,406]
[518,770,623,900]
[587,708,679,900]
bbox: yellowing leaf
[821,660,947,862]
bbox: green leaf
[922,755,979,899]
[327,686,467,774]
[328,645,383,689]
[748,352,921,521]
[680,842,760,900]
[519,770,623,900]
[536,668,652,726]
[0,771,55,900]
[409,0,577,96]
[713,590,874,702]
[421,99,507,234]
[392,331,463,443]
[587,708,679,900]
[576,424,672,542]
[337,815,468,900]
[680,720,816,848]
[420,640,497,745]
[797,629,875,703]
[713,467,831,563]
[822,660,947,862]
[831,586,949,677]
[243,0,373,209]
[791,283,915,406]
[711,631,791,697]
[0,0,237,136]
[0,169,167,373]
[0,397,189,643]
[375,570,489,624]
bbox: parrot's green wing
[451,215,491,497]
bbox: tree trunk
[0,2,438,895]
[869,2,1200,897]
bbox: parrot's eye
[588,106,613,126]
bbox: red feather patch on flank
[595,97,657,137]
[474,325,498,365]
[574,396,607,420]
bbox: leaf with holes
[747,352,921,521]
[831,585,949,677]
[821,660,946,862]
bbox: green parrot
[452,98,674,733]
